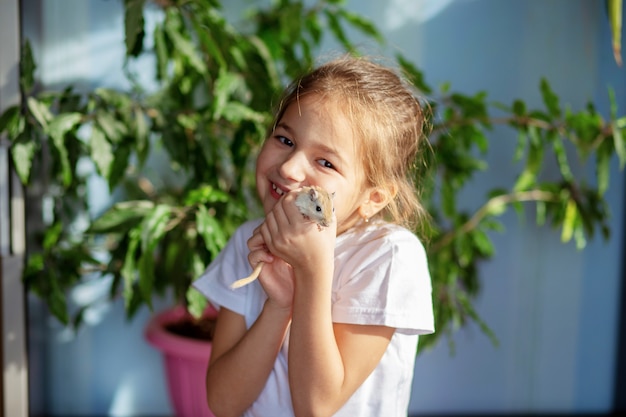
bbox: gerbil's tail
[230,262,264,289]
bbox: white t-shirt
[193,218,435,417]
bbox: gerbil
[294,185,334,229]
[230,186,334,289]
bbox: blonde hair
[270,55,430,232]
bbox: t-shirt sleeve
[332,229,435,335]
[192,219,261,316]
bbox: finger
[247,228,266,251]
[258,216,277,253]
[282,190,303,225]
[248,248,274,266]
[272,196,292,227]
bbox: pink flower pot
[145,305,217,417]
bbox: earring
[360,205,370,223]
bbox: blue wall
[25,0,625,415]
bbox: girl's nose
[278,152,307,182]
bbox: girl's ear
[359,185,396,221]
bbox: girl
[193,55,435,417]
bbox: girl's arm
[288,264,395,416]
[206,225,295,416]
[206,302,291,417]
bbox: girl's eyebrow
[275,122,294,135]
[317,143,345,166]
[275,122,346,166]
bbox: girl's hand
[247,226,295,310]
[260,189,337,278]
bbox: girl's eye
[276,135,294,147]
[317,159,335,170]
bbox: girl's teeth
[273,184,284,195]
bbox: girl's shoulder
[336,221,427,263]
[339,221,423,248]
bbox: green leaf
[441,182,456,217]
[551,136,573,181]
[48,275,70,325]
[514,128,543,191]
[176,113,199,131]
[609,0,623,66]
[10,133,37,184]
[185,185,229,205]
[95,88,133,110]
[190,12,227,69]
[471,229,494,257]
[338,9,383,44]
[304,10,323,45]
[561,199,577,243]
[96,111,127,144]
[186,285,208,319]
[124,0,146,57]
[27,97,53,130]
[485,199,507,217]
[324,9,351,50]
[140,204,172,254]
[213,70,244,120]
[609,87,619,120]
[90,200,155,233]
[221,102,266,124]
[134,107,149,164]
[20,40,36,94]
[153,23,168,81]
[512,99,526,117]
[536,200,546,226]
[0,105,24,138]
[513,131,527,162]
[540,78,561,118]
[248,35,281,91]
[90,126,114,180]
[136,204,172,304]
[278,2,303,44]
[122,228,141,309]
[396,54,432,94]
[456,290,498,347]
[107,144,132,189]
[616,115,626,128]
[137,250,155,307]
[42,222,62,250]
[596,142,611,195]
[574,225,587,250]
[613,120,626,169]
[165,18,207,75]
[196,205,226,257]
[48,113,83,186]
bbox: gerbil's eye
[276,135,294,147]
[316,205,322,212]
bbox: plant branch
[431,189,559,253]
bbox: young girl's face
[256,94,370,234]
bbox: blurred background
[2,0,625,415]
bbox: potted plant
[2,0,625,414]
